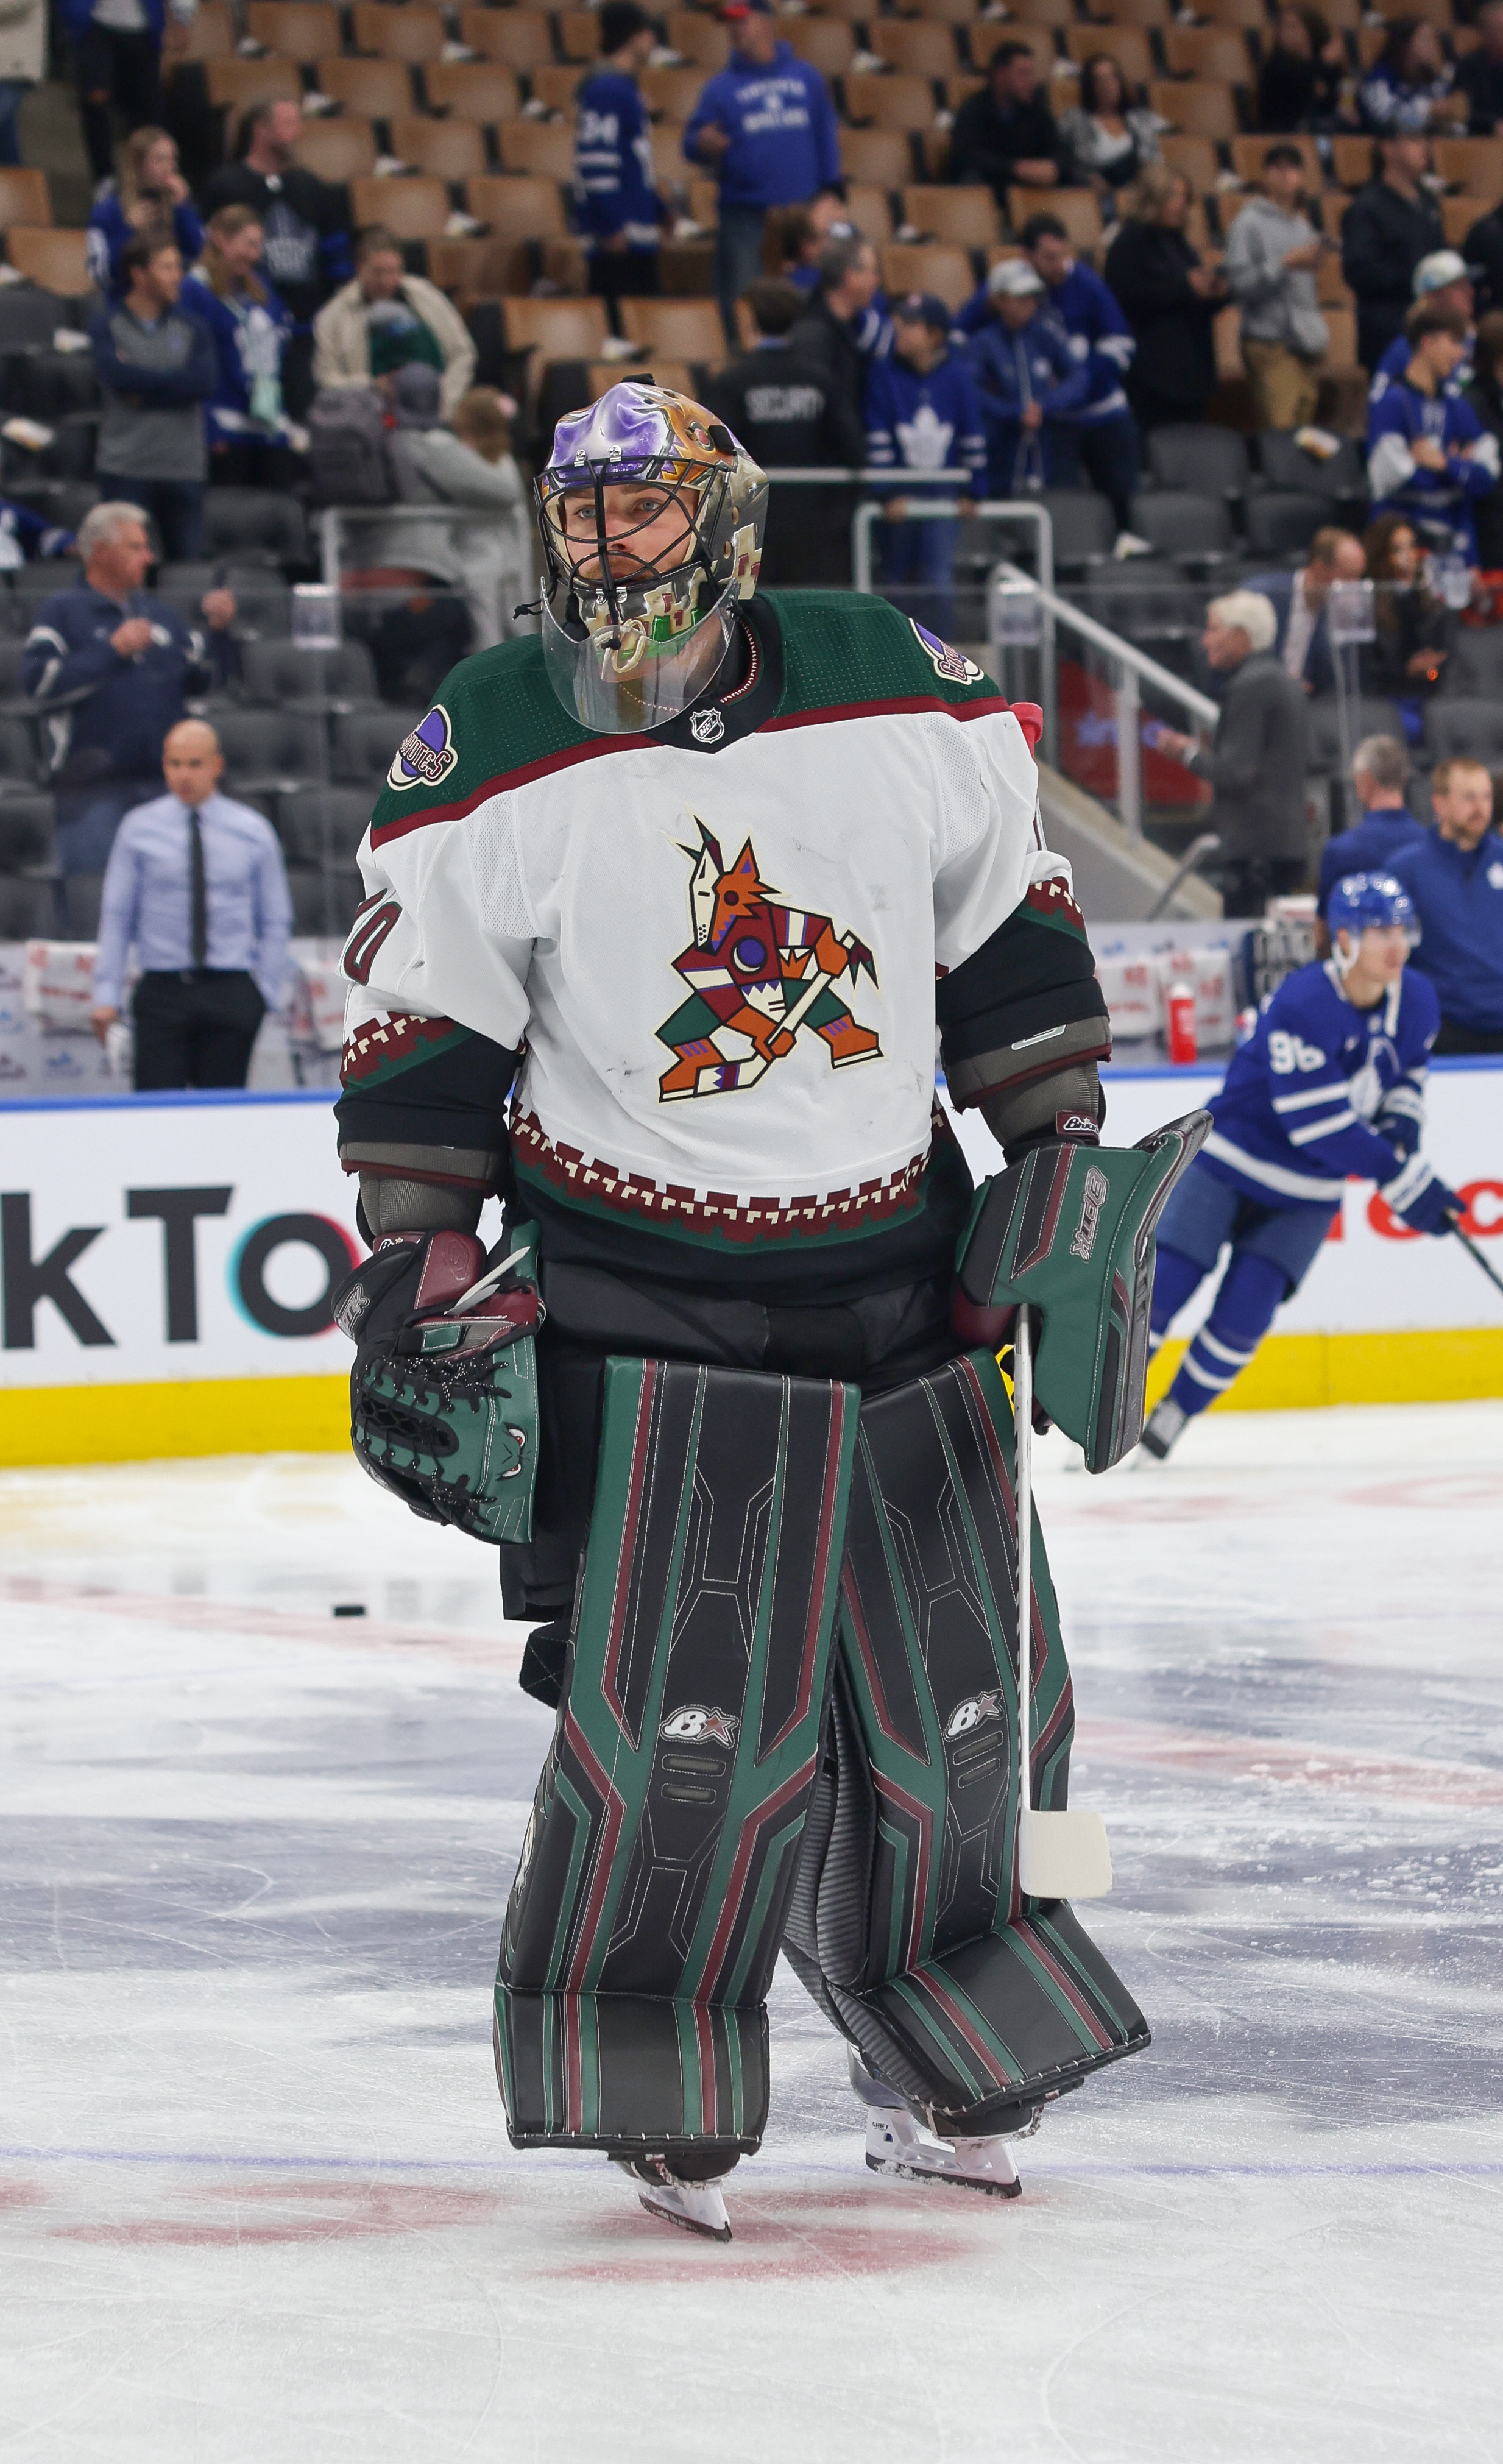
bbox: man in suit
[1246,525,1367,699]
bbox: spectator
[961,213,1140,525]
[338,363,476,698]
[90,233,216,564]
[788,232,888,445]
[1467,314,1503,568]
[1151,592,1312,917]
[573,1,667,308]
[1459,0,1503,136]
[1104,162,1226,435]
[62,0,193,189]
[1360,511,1452,722]
[1247,525,1367,699]
[86,127,202,296]
[1257,7,1347,135]
[1371,249,1474,400]
[1463,191,1503,319]
[1317,734,1424,916]
[703,276,863,584]
[90,719,291,1092]
[683,0,840,344]
[374,370,526,650]
[184,207,299,489]
[0,498,76,567]
[203,98,353,417]
[23,501,235,879]
[865,291,985,636]
[768,193,849,293]
[313,226,477,419]
[947,43,1065,205]
[967,257,1091,495]
[1360,18,1456,133]
[1367,302,1499,561]
[1392,756,1503,1052]
[0,0,43,169]
[1223,145,1329,431]
[1342,132,1443,373]
[1058,55,1162,210]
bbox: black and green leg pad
[495,1355,859,2159]
[783,1350,1149,2135]
[955,1113,1211,1471]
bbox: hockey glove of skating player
[1382,1156,1462,1238]
[330,1227,542,1542]
[954,1111,1211,1472]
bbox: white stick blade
[1018,1809,1114,1902]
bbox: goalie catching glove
[331,1226,542,1543]
[954,1113,1211,1472]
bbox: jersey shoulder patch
[368,637,589,845]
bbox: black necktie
[188,802,207,967]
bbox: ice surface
[2,1407,1502,2461]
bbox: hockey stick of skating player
[1448,1212,1503,1300]
[1013,1304,1114,1902]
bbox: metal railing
[988,559,1219,843]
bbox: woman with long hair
[184,205,299,487]
[1257,7,1349,132]
[1360,18,1455,132]
[1362,509,1452,724]
[1104,161,1226,431]
[1059,54,1164,209]
[85,126,203,294]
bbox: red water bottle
[1167,980,1198,1065]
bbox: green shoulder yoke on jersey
[765,589,1031,732]
[956,1115,1211,1471]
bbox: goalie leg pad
[784,1350,1148,2136]
[496,1354,858,2157]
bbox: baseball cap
[391,361,442,428]
[721,0,773,18]
[1413,249,1471,296]
[893,290,951,330]
[988,257,1045,299]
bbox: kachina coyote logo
[657,817,881,1101]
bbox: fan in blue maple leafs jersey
[1141,874,1460,1459]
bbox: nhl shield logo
[387,704,458,792]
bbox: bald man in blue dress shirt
[91,718,293,1090]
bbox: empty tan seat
[458,9,552,73]
[1149,79,1238,140]
[389,115,487,180]
[901,183,999,246]
[498,122,576,179]
[503,295,611,359]
[6,227,90,292]
[640,66,707,120]
[871,20,960,75]
[844,74,939,132]
[292,118,380,183]
[204,55,302,108]
[350,4,445,64]
[839,127,916,186]
[783,16,855,74]
[667,13,729,71]
[425,62,522,123]
[879,240,974,311]
[619,296,726,364]
[347,174,450,239]
[0,168,51,228]
[1161,26,1251,80]
[466,174,568,238]
[1064,23,1153,86]
[244,2,340,63]
[316,55,412,117]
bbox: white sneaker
[616,2154,733,2242]
[865,2106,1023,2199]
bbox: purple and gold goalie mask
[535,381,768,734]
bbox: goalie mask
[535,381,769,735]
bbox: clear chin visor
[541,577,738,734]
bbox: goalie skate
[616,2156,733,2243]
[865,2108,1023,2200]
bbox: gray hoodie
[1223,194,1329,359]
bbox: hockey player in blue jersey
[1140,874,1459,1459]
[1367,301,1499,560]
[573,2,667,306]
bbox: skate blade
[636,2188,733,2243]
[865,2152,1022,2200]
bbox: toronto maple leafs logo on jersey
[387,704,458,792]
[656,816,881,1100]
[909,618,985,685]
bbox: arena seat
[464,175,568,239]
[5,231,91,294]
[292,119,379,184]
[333,706,423,781]
[314,55,412,116]
[244,1,341,61]
[425,233,531,299]
[0,285,79,351]
[458,10,553,73]
[639,66,703,120]
[501,296,610,360]
[844,75,941,135]
[1231,134,1322,190]
[871,20,960,75]
[1127,489,1237,563]
[425,62,522,123]
[1307,696,1405,775]
[1195,0,1268,27]
[1158,132,1221,189]
[528,64,585,115]
[844,182,896,244]
[277,785,378,865]
[783,17,855,74]
[389,116,487,182]
[1008,186,1100,250]
[1036,486,1117,570]
[0,715,38,783]
[158,563,292,638]
[347,175,450,243]
[971,23,1058,72]
[1426,700,1503,771]
[902,185,999,247]
[58,871,103,939]
[214,707,330,786]
[0,171,52,232]
[667,12,730,71]
[1064,24,1154,85]
[1257,430,1365,512]
[1146,423,1251,506]
[1242,492,1327,558]
[1088,0,1171,27]
[0,874,51,935]
[204,55,301,110]
[1435,629,1503,698]
[203,489,308,567]
[497,123,576,180]
[1148,79,1239,140]
[0,795,49,869]
[242,639,380,710]
[350,4,445,64]
[1160,26,1250,80]
[618,297,726,365]
[839,127,916,186]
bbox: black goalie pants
[492,1260,1148,2171]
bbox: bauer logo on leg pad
[1069,1166,1111,1263]
[944,1688,1003,1741]
[387,704,458,792]
[660,1703,740,1746]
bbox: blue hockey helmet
[1328,871,1418,962]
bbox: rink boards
[0,1063,1501,1465]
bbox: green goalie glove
[953,1114,1211,1473]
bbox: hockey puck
[332,1604,367,1618]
